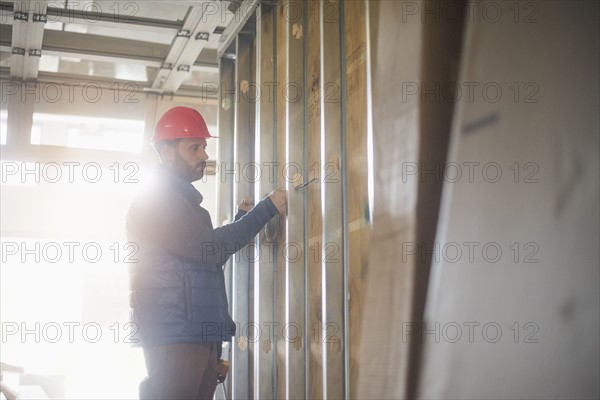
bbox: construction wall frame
[216,1,371,398]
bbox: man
[126,106,286,399]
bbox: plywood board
[356,1,424,398]
[343,1,370,398]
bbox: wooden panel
[284,0,307,398]
[343,1,370,399]
[320,0,345,398]
[306,0,324,398]
[253,4,277,399]
[356,1,424,398]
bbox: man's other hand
[238,196,254,212]
[268,188,287,214]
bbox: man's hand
[238,196,254,212]
[268,188,287,214]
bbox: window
[30,113,145,153]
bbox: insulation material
[418,1,599,399]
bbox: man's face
[165,138,209,182]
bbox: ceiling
[0,0,247,97]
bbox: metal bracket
[32,14,47,23]
[14,11,28,21]
[196,32,210,41]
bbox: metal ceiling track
[8,0,47,80]
[0,1,182,33]
[151,1,225,93]
[0,25,219,70]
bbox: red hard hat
[152,106,217,144]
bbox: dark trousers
[140,342,220,400]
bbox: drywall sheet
[418,1,599,398]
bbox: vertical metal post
[232,33,254,400]
[302,2,311,398]
[284,0,307,398]
[254,3,277,399]
[217,54,236,399]
[306,1,324,398]
[365,0,375,227]
[339,0,350,398]
[275,3,288,398]
[320,0,345,398]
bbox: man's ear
[156,142,175,166]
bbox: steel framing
[284,0,307,398]
[216,52,236,400]
[320,0,346,398]
[215,1,362,398]
[253,3,277,399]
[231,32,254,400]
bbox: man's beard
[173,152,205,182]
